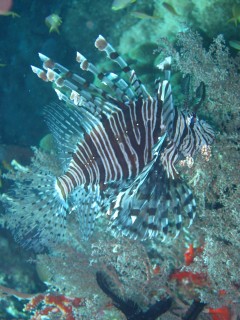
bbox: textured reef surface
[0,0,240,319]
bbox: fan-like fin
[71,184,102,238]
[110,159,196,240]
[44,102,101,170]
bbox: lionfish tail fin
[110,161,196,240]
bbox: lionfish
[2,36,214,250]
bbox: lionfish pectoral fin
[111,160,196,240]
[71,184,102,239]
[1,162,69,251]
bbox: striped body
[3,35,214,250]
[56,96,165,198]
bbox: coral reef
[156,29,240,313]
[0,229,46,319]
[117,0,238,65]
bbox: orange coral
[25,293,84,320]
[207,306,231,320]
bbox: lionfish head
[179,111,215,159]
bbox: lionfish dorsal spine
[76,51,135,103]
[95,35,150,99]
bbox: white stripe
[130,102,141,144]
[114,108,140,178]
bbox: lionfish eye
[190,113,197,128]
[186,113,196,128]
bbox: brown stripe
[110,52,119,59]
